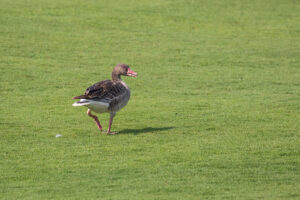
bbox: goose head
[112,64,137,81]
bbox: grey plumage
[72,64,137,133]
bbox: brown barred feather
[73,80,127,103]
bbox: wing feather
[80,80,127,102]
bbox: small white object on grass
[56,134,62,138]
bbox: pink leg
[107,117,113,134]
[87,109,102,131]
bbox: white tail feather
[72,102,89,106]
[72,99,109,113]
[72,99,90,106]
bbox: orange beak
[127,68,137,77]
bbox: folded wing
[73,80,127,104]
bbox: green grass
[1,0,300,199]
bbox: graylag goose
[72,64,137,134]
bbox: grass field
[1,0,300,199]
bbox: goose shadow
[119,126,174,135]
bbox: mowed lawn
[1,0,299,199]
